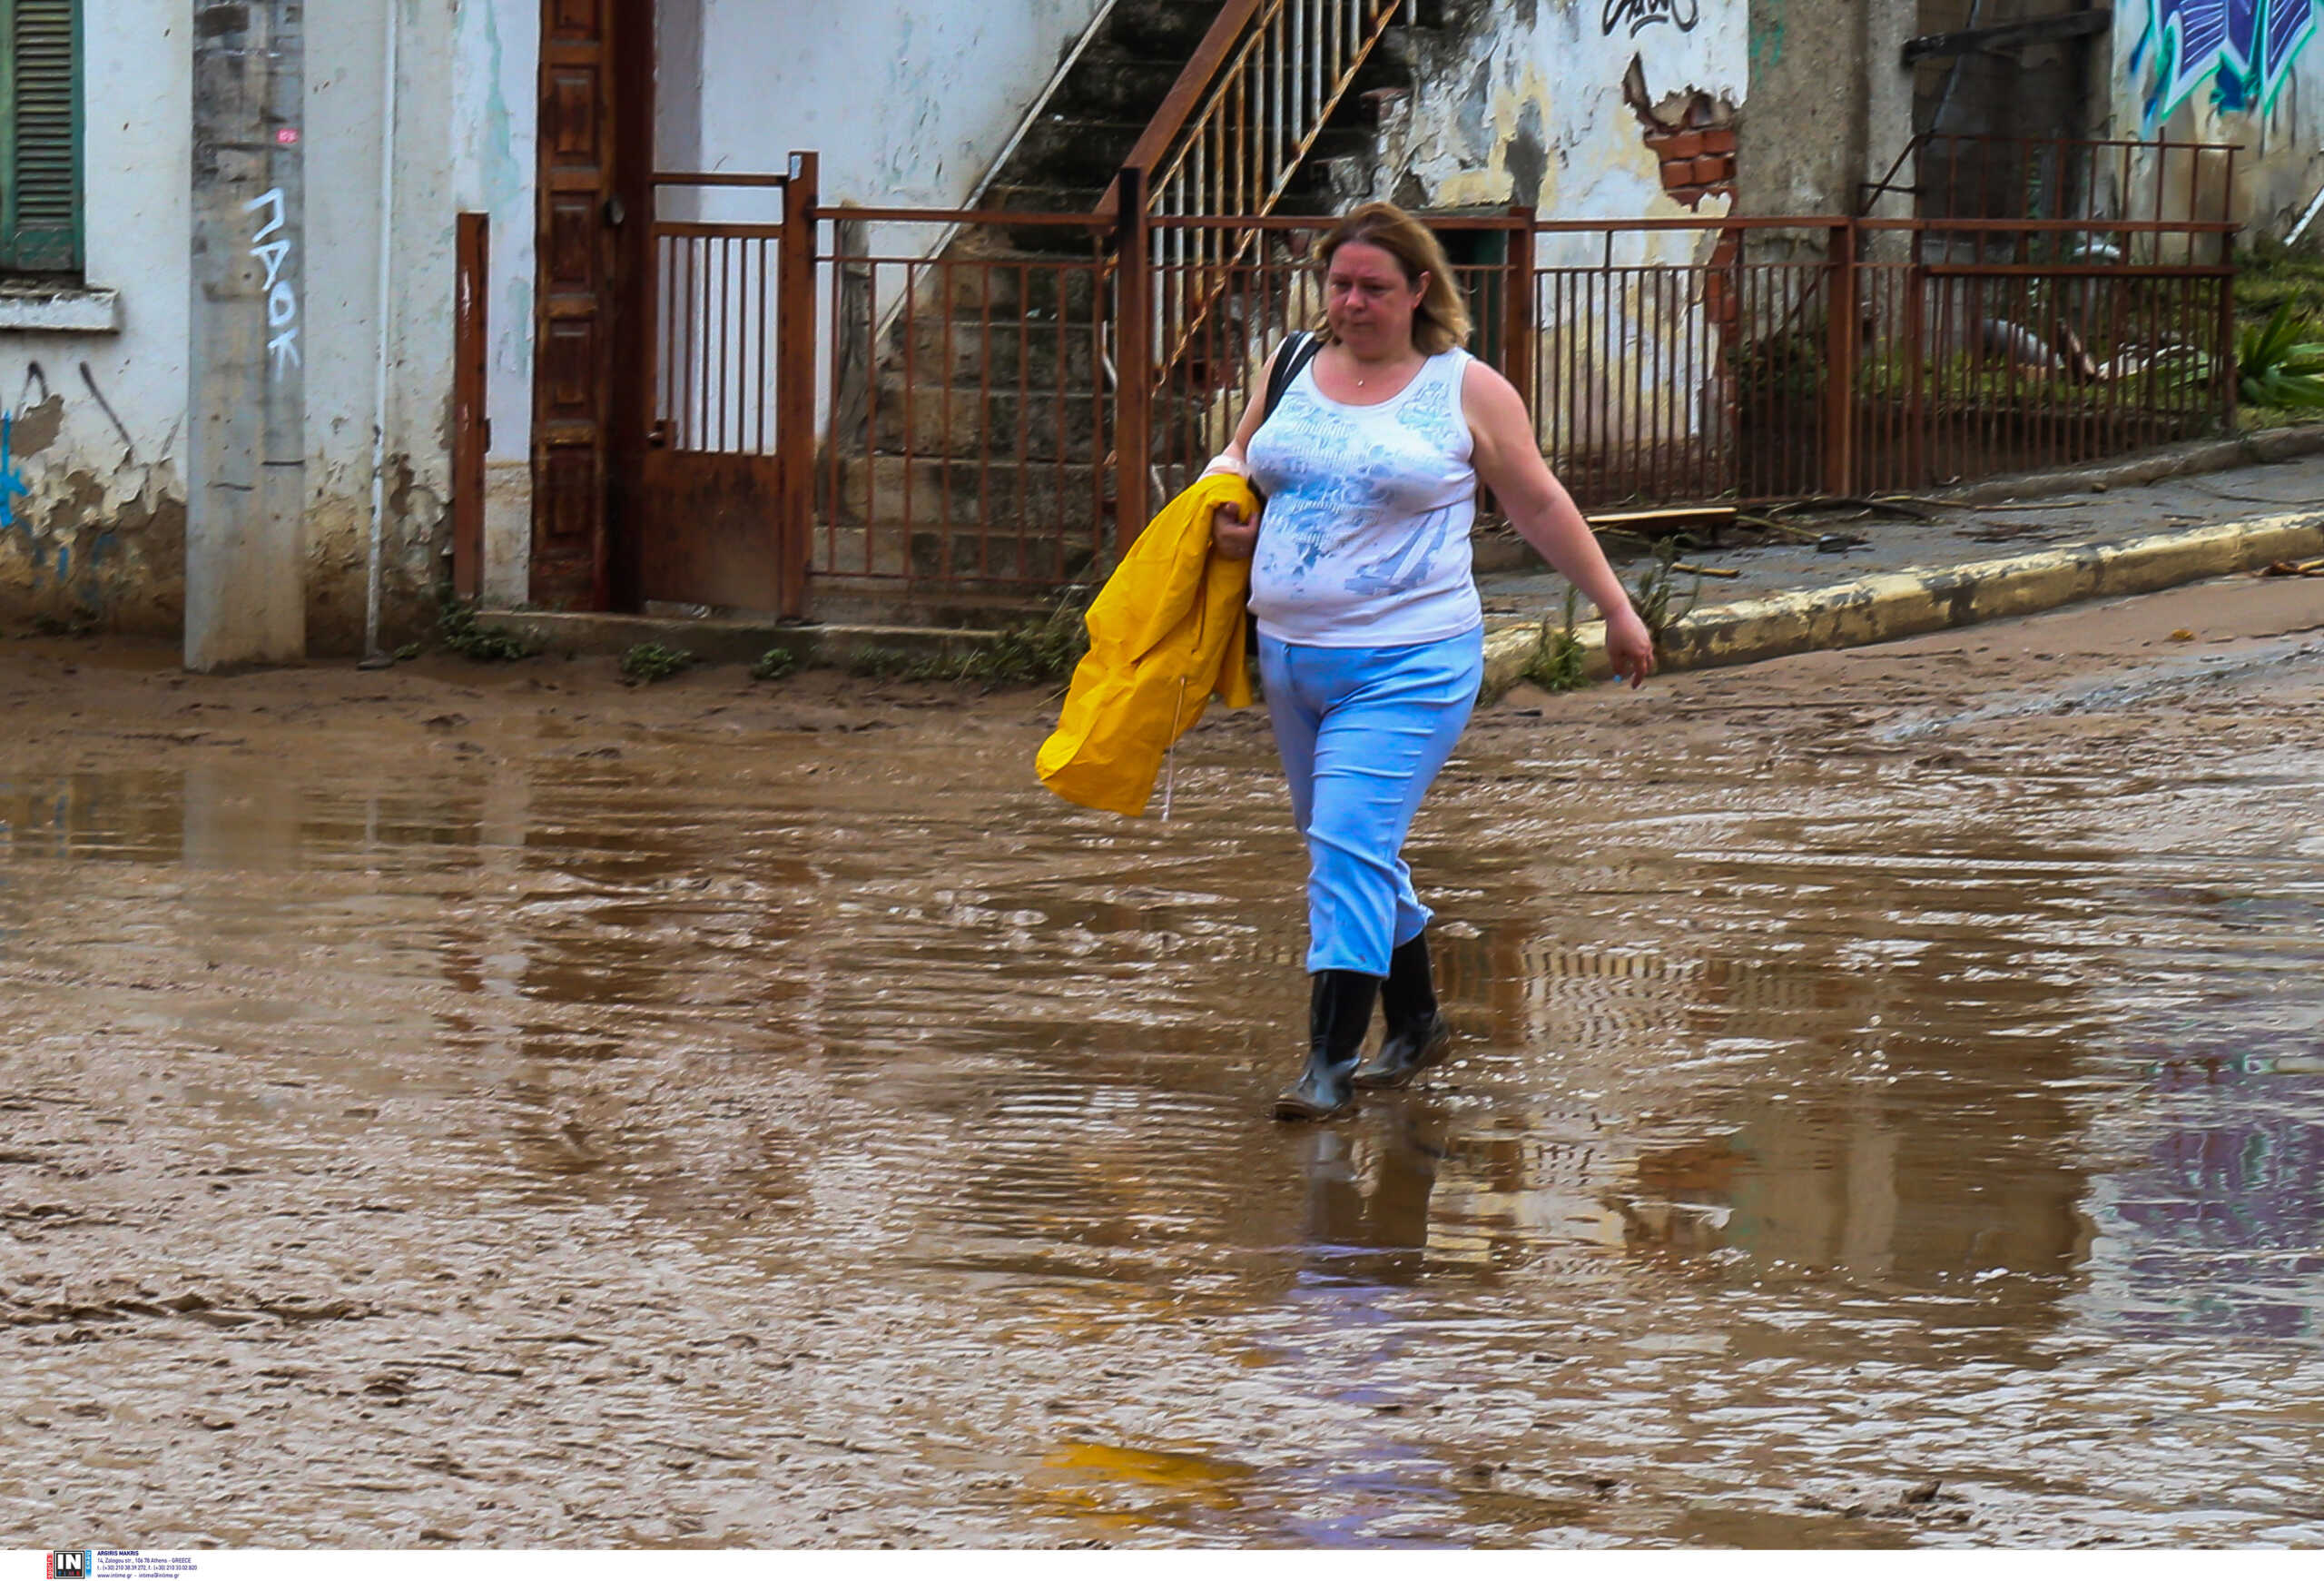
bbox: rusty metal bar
[775,151,816,616]
[651,171,791,189]
[451,212,487,600]
[1114,166,1152,554]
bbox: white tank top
[1245,344,1482,647]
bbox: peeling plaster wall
[3,0,460,651]
[1364,0,1749,267]
[0,0,190,636]
[1357,1,1751,461]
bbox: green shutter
[0,0,81,273]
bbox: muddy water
[4,646,2323,1546]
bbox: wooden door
[528,0,647,608]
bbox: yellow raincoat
[1036,472,1257,815]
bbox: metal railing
[1102,0,1412,396]
[1863,132,2239,251]
[601,141,2243,618]
[814,209,1115,605]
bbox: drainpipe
[364,0,401,660]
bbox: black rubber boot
[1271,970,1380,1122]
[1354,932,1452,1091]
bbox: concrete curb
[472,610,1000,668]
[1940,423,2324,505]
[1479,509,2324,701]
[1469,428,2324,577]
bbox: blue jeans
[1259,627,1483,976]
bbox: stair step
[1106,0,1233,57]
[866,382,1107,462]
[1012,118,1156,187]
[900,251,1108,312]
[1045,50,1197,118]
[813,524,1103,596]
[827,455,1111,529]
[899,312,1103,384]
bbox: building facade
[4,2,2290,659]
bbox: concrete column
[187,0,306,671]
[1737,0,1916,220]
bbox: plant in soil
[2237,302,2324,409]
[1523,588,1589,693]
[437,598,539,662]
[619,642,696,685]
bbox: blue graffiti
[0,412,25,532]
[2134,0,2321,128]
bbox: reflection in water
[4,703,2323,1546]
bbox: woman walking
[1203,202,1657,1122]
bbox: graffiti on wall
[1603,0,1699,36]
[2133,0,2321,128]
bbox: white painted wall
[2,0,459,647]
[677,0,1106,211]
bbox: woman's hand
[1604,606,1658,688]
[1212,499,1258,561]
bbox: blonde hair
[1311,201,1472,355]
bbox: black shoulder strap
[1264,331,1324,422]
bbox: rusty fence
[809,209,1116,616]
[637,170,814,616]
[694,158,2240,616]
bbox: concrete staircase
[816,0,1442,627]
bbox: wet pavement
[4,581,2323,1547]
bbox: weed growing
[1629,539,1701,642]
[437,598,540,662]
[750,647,799,682]
[1522,588,1589,693]
[619,642,696,685]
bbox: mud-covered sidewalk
[1474,443,2324,687]
[3,568,2322,1546]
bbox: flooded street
[5,577,2323,1547]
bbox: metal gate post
[1503,204,1536,410]
[453,213,489,600]
[1823,222,1858,499]
[1113,164,1152,557]
[777,150,820,619]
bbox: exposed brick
[1659,129,1708,161]
[1699,126,1738,156]
[1691,154,1727,185]
[1661,157,1696,190]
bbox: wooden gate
[527,0,651,610]
[632,163,817,617]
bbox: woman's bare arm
[1462,361,1657,685]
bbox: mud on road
[4,574,2322,1546]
